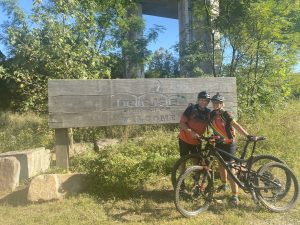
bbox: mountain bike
[174,136,298,217]
[171,136,286,189]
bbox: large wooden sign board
[48,78,237,129]
[49,78,237,169]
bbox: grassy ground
[0,178,299,225]
[0,100,299,225]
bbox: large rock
[0,157,20,192]
[27,173,86,202]
[27,174,61,202]
[0,147,51,181]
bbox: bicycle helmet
[197,91,210,99]
[211,92,224,102]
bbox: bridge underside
[141,0,178,19]
[125,0,218,77]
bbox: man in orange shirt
[178,91,211,177]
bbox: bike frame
[211,146,250,190]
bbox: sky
[0,1,299,72]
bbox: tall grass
[0,112,54,153]
[239,100,300,172]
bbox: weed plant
[0,112,54,153]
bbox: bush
[70,130,179,196]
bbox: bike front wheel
[171,153,203,189]
[174,165,212,217]
[255,162,298,212]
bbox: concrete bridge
[126,0,219,78]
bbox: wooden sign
[48,78,237,128]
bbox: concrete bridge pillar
[178,0,220,76]
[126,0,220,77]
[124,3,144,78]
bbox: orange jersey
[209,109,236,140]
[178,104,210,145]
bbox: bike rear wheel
[255,162,298,212]
[251,154,286,171]
[250,155,291,200]
[174,166,212,217]
[171,154,203,189]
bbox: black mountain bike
[174,136,298,217]
[171,136,286,189]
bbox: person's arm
[179,121,200,139]
[179,104,200,139]
[231,120,249,137]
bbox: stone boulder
[0,157,20,192]
[27,174,60,202]
[27,173,86,202]
[0,147,51,181]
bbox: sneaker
[229,195,239,206]
[217,184,229,192]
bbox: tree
[145,48,179,78]
[216,0,300,113]
[0,0,157,111]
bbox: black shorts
[215,142,237,162]
[178,139,201,157]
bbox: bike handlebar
[199,135,266,143]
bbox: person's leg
[228,162,238,195]
[178,139,196,191]
[218,163,227,184]
[190,141,201,166]
[216,143,228,186]
[178,139,194,175]
[226,143,239,206]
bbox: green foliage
[289,73,300,98]
[0,111,54,153]
[216,0,300,114]
[70,130,178,196]
[145,47,179,78]
[178,41,213,77]
[239,100,300,171]
[0,0,158,111]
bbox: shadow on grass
[92,188,264,222]
[0,185,29,206]
[99,189,178,222]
